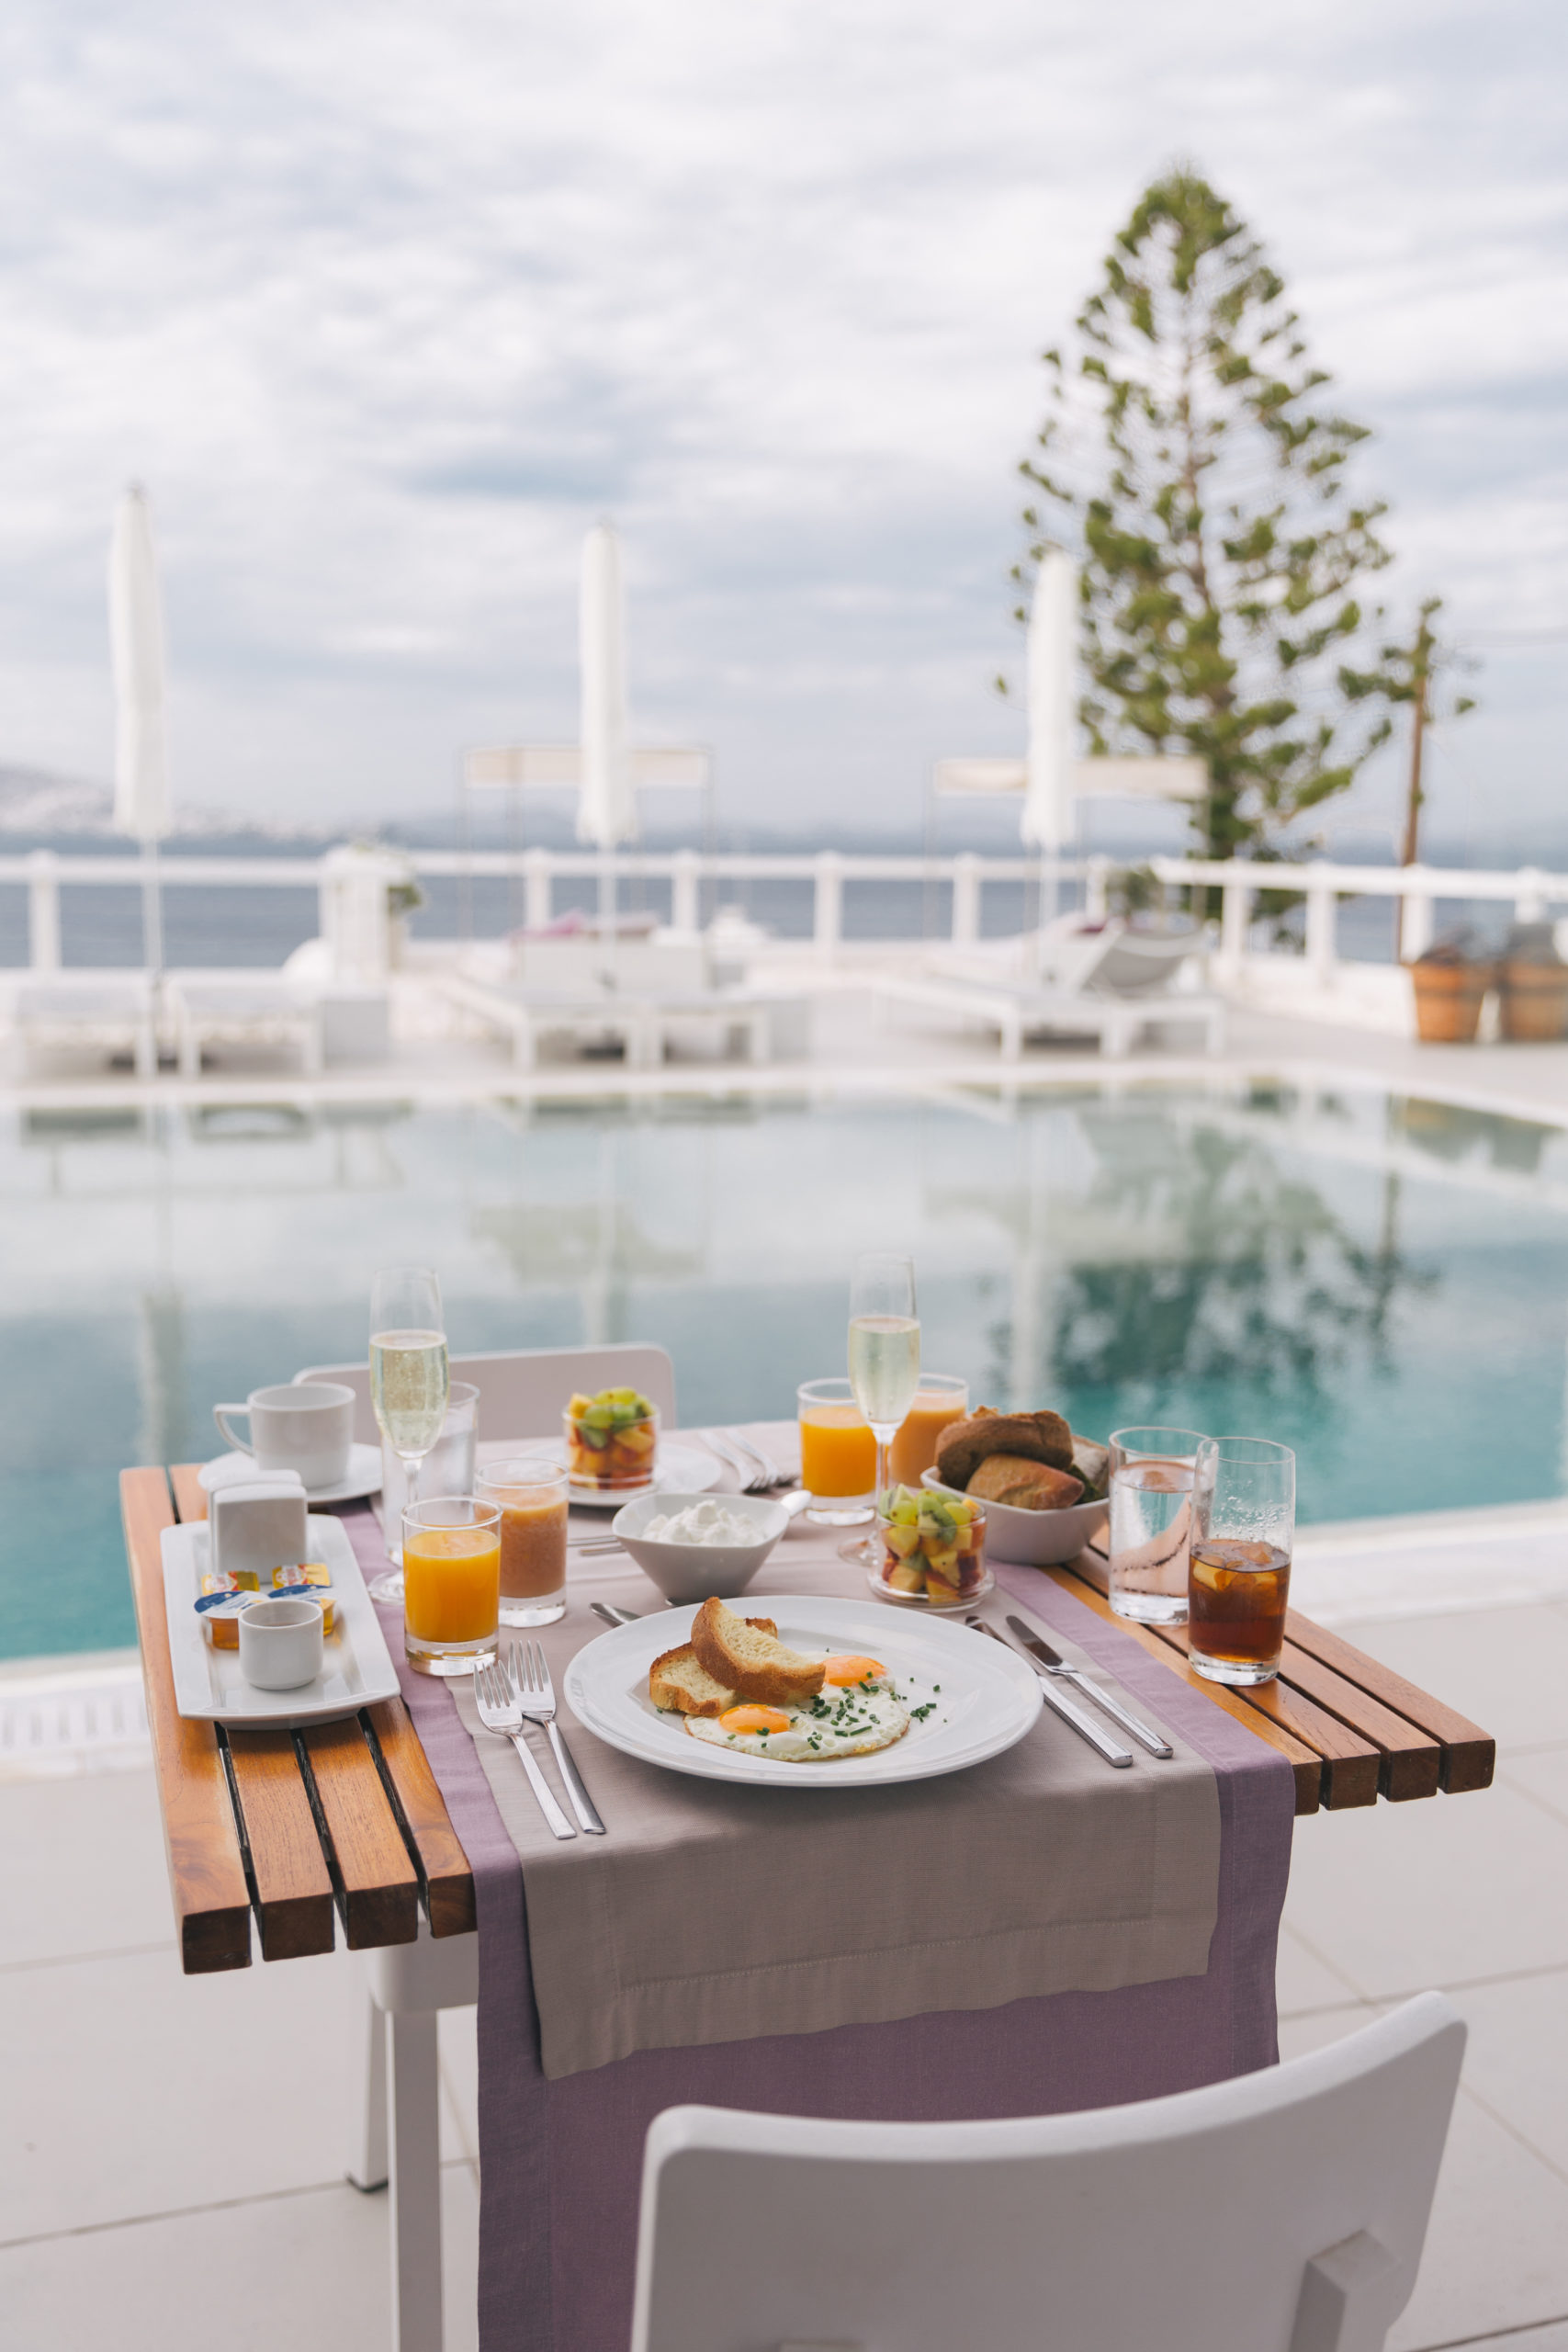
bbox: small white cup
[214,1383,355,1490]
[238,1595,324,1691]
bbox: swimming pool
[6,1080,1566,1660]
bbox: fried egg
[685,1672,909,1763]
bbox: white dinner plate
[563,1595,1042,1789]
[160,1511,402,1728]
[565,1442,722,1510]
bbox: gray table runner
[451,1429,1222,2079]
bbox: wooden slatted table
[123,1462,1495,1972]
[123,1464,475,1973]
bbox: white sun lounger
[442,974,778,1071]
[11,978,159,1079]
[881,918,1224,1061]
[165,978,324,1080]
[875,970,1225,1059]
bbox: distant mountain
[0,763,327,843]
[0,763,114,833]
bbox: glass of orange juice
[401,1497,502,1677]
[797,1377,877,1525]
[477,1458,569,1628]
[887,1374,969,1487]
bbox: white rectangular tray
[161,1512,403,1728]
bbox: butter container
[269,1561,335,1636]
[197,1569,260,1648]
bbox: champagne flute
[366,1267,451,1607]
[838,1252,920,1567]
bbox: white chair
[293,1341,677,1448]
[631,1994,1464,2352]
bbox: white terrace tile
[1326,1606,1568,1755]
[3,1941,366,2239]
[1505,1747,1568,1830]
[1443,1969,1568,2180]
[1275,1926,1363,2020]
[0,1767,174,1969]
[1387,2089,1568,2352]
[1283,1782,1568,1999]
[0,2166,479,2352]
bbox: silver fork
[473,1657,577,1839]
[510,1641,606,1836]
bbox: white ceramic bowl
[919,1468,1108,1567]
[610,1491,790,1605]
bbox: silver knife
[968,1618,1134,1768]
[1005,1616,1174,1759]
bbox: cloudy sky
[1,0,1564,846]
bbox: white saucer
[198,1442,384,1505]
[566,1442,723,1510]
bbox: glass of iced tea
[1108,1427,1204,1624]
[401,1497,502,1678]
[796,1377,877,1525]
[477,1457,569,1627]
[1189,1437,1295,1685]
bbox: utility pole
[1394,608,1436,963]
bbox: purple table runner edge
[342,1509,1294,2352]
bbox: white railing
[1,842,1562,979]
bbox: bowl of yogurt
[611,1491,791,1604]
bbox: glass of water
[1107,1426,1205,1624]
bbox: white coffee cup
[238,1595,324,1691]
[213,1383,355,1490]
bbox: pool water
[6,1082,1567,1660]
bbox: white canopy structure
[108,484,171,972]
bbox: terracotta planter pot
[1498,960,1568,1043]
[1407,961,1488,1045]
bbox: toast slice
[649,1618,778,1716]
[691,1596,825,1707]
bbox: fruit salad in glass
[872,1483,992,1608]
[563,1388,660,1488]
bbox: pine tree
[1014,167,1398,862]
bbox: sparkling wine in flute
[370,1330,451,1458]
[848,1316,921,1431]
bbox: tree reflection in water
[987,1100,1436,1411]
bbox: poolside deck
[4,951,1568,1125]
[5,1583,1567,2351]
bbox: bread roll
[936,1408,1075,1488]
[967,1454,1085,1511]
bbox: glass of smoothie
[477,1457,570,1626]
[887,1374,969,1487]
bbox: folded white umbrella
[108,484,170,973]
[1021,545,1075,853]
[577,522,638,853]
